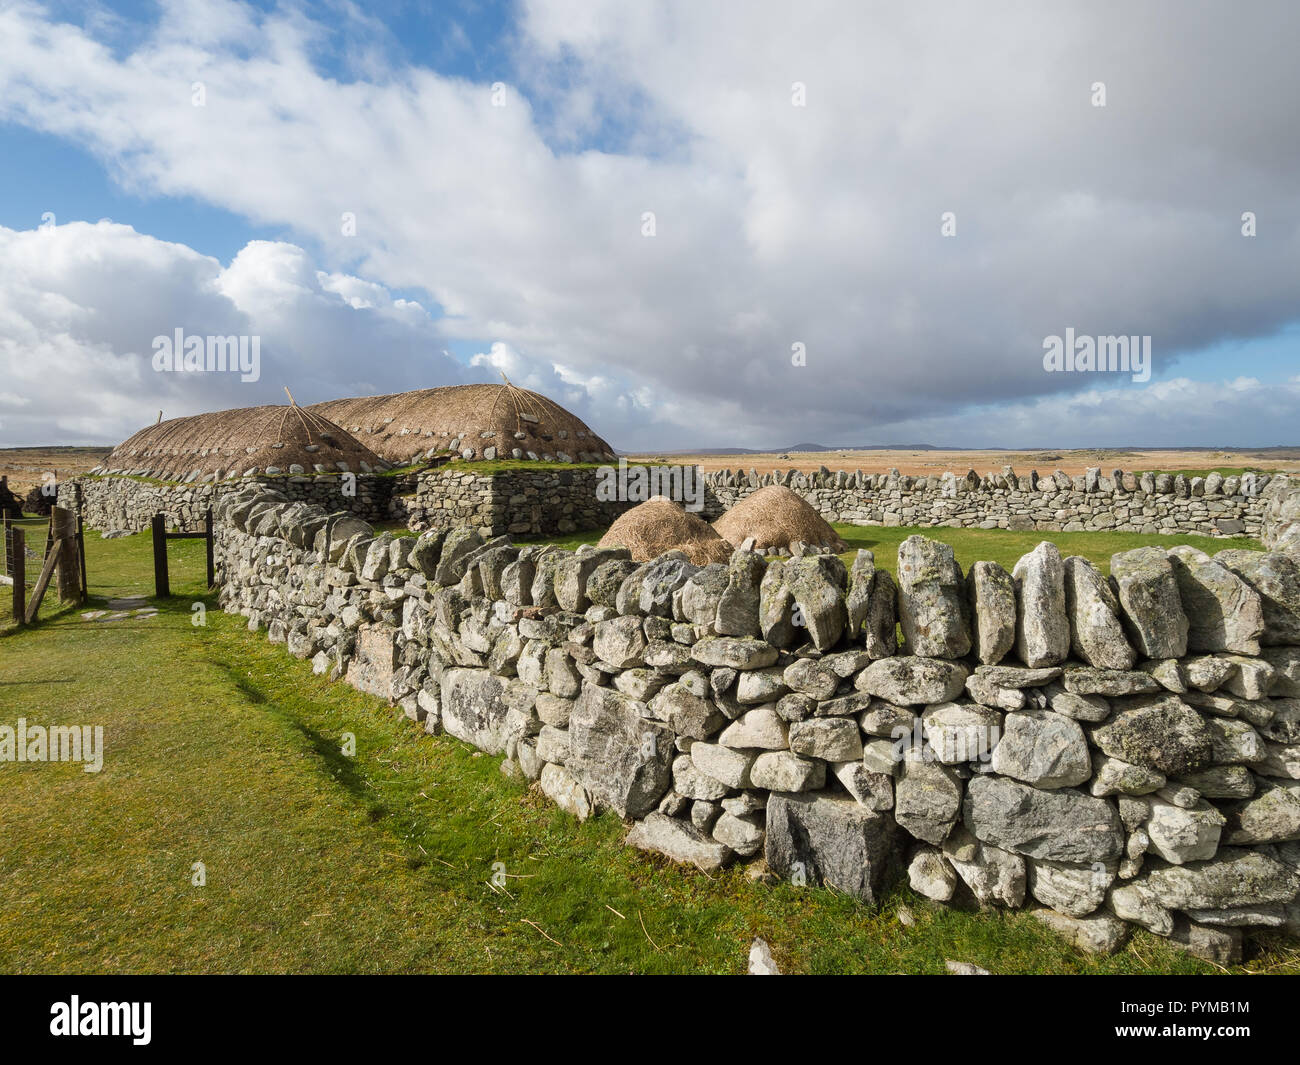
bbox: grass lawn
[0,528,1293,974]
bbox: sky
[0,0,1297,451]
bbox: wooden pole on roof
[284,386,297,406]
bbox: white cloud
[0,221,466,445]
[0,1,1298,450]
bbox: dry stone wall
[213,474,1300,963]
[701,466,1272,538]
[391,465,631,536]
[71,473,392,531]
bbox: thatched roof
[100,405,384,483]
[598,496,734,565]
[713,484,848,553]
[308,382,615,465]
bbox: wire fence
[2,516,52,625]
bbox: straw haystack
[309,381,615,466]
[100,404,384,482]
[713,485,847,553]
[598,497,734,565]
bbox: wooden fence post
[8,527,22,625]
[52,506,81,606]
[205,507,215,589]
[152,513,170,597]
[76,513,88,599]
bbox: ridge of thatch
[713,484,848,553]
[100,404,384,483]
[308,382,615,465]
[598,496,734,565]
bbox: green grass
[1,528,1291,974]
[514,523,1262,578]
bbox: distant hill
[626,442,946,456]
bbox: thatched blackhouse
[99,404,384,482]
[309,381,615,465]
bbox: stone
[1111,547,1190,658]
[440,668,515,754]
[1063,555,1135,669]
[963,776,1123,863]
[896,535,970,658]
[967,560,1016,665]
[783,657,839,699]
[749,750,826,792]
[894,748,964,844]
[944,826,1026,907]
[1013,542,1070,668]
[1168,546,1264,655]
[1215,550,1300,645]
[1089,694,1215,775]
[639,552,697,617]
[433,527,484,586]
[747,936,780,975]
[758,559,797,648]
[715,550,766,637]
[690,636,779,671]
[1090,754,1166,796]
[736,666,789,704]
[718,705,788,749]
[1062,666,1161,696]
[789,717,863,762]
[1028,858,1113,917]
[568,684,674,818]
[713,812,764,857]
[921,702,1003,765]
[1166,917,1242,965]
[1138,847,1300,909]
[1107,881,1174,936]
[625,813,732,873]
[831,760,894,810]
[1221,780,1300,844]
[855,656,969,705]
[672,754,731,801]
[1173,764,1255,800]
[783,555,848,651]
[688,742,755,789]
[679,562,729,626]
[649,684,726,740]
[1184,903,1286,928]
[991,709,1092,788]
[1044,682,1111,722]
[1031,909,1129,955]
[764,792,901,903]
[593,615,647,668]
[908,846,958,901]
[1146,798,1226,864]
[539,763,593,821]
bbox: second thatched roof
[713,484,847,553]
[598,497,734,565]
[99,404,384,482]
[309,382,615,465]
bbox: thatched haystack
[713,484,847,554]
[598,496,734,565]
[309,381,615,466]
[99,404,384,483]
